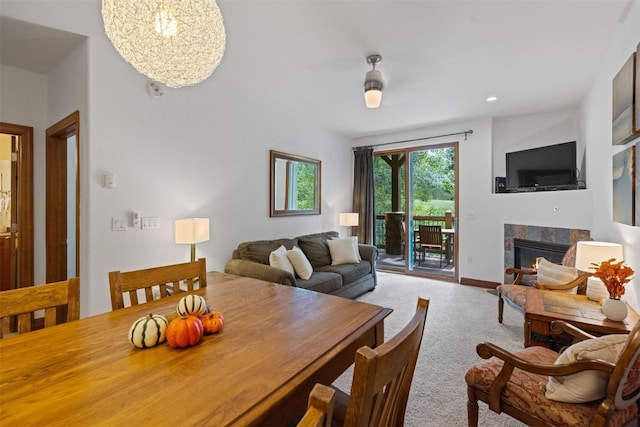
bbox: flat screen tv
[505,141,577,191]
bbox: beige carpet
[332,271,526,426]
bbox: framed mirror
[270,150,321,217]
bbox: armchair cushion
[545,334,627,403]
[536,258,579,293]
[496,284,528,311]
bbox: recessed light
[486,96,498,102]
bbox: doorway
[374,142,458,281]
[0,123,34,291]
[46,111,80,283]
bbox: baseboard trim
[460,277,500,289]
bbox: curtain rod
[354,129,473,150]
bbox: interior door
[0,123,34,291]
[46,111,79,283]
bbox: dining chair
[0,277,80,338]
[328,297,430,427]
[109,258,207,310]
[416,225,445,267]
[297,383,336,427]
[465,319,640,426]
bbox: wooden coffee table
[524,287,639,350]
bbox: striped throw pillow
[536,258,579,293]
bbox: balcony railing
[374,212,455,252]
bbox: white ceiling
[0,1,636,138]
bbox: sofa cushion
[295,271,343,294]
[297,231,339,268]
[237,238,298,265]
[287,246,314,280]
[269,245,295,275]
[317,260,371,285]
[327,237,361,265]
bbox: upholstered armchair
[497,243,589,323]
[465,319,640,426]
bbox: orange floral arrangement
[591,258,635,299]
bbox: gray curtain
[353,147,375,245]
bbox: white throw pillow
[545,334,627,403]
[286,246,313,280]
[328,237,361,265]
[269,245,295,275]
[537,258,579,294]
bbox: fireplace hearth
[504,224,591,284]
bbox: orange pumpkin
[166,315,204,348]
[200,311,224,334]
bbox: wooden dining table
[0,275,391,426]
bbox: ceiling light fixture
[486,96,498,102]
[364,54,383,109]
[102,0,226,88]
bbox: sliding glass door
[374,143,458,281]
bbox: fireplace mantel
[504,224,590,283]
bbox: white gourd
[177,294,207,316]
[129,314,168,348]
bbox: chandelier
[102,0,226,88]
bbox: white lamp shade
[574,241,624,272]
[339,213,359,227]
[175,218,210,244]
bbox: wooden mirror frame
[270,150,321,217]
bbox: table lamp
[575,241,624,301]
[339,213,359,238]
[175,218,210,262]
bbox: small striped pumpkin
[129,313,168,348]
[177,294,208,316]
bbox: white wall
[580,2,640,310]
[2,3,354,316]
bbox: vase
[601,298,628,322]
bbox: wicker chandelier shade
[102,0,226,88]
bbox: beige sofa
[224,231,377,299]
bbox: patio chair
[416,225,446,267]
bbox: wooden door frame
[46,111,80,283]
[0,123,34,289]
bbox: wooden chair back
[419,225,443,249]
[0,278,80,338]
[297,383,336,427]
[343,297,429,427]
[109,258,207,310]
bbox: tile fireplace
[504,224,591,284]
